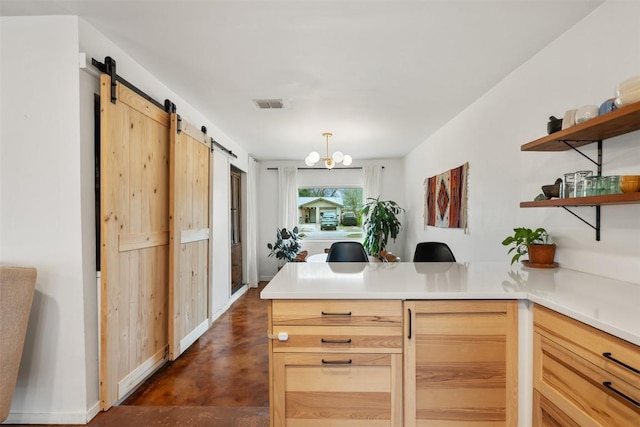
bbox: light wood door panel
[404,300,518,427]
[534,333,640,427]
[100,75,170,409]
[273,352,403,427]
[532,389,581,427]
[168,115,211,360]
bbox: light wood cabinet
[533,305,640,426]
[533,389,581,427]
[404,300,519,426]
[268,300,403,427]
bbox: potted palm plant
[267,227,302,268]
[501,227,557,267]
[362,197,404,259]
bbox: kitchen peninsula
[261,262,640,427]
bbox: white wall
[211,149,231,315]
[404,0,640,284]
[1,16,93,423]
[258,159,405,280]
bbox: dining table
[305,253,379,263]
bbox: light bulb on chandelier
[305,132,352,169]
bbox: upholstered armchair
[1,266,37,422]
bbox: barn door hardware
[164,99,176,114]
[92,56,165,110]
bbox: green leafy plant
[267,227,302,263]
[362,197,404,259]
[501,227,551,265]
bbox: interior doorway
[230,167,243,294]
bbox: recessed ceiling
[1,0,604,161]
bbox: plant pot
[526,244,556,266]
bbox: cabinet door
[272,352,403,427]
[404,300,518,427]
[533,389,580,427]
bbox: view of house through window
[298,187,364,240]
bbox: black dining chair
[326,242,369,262]
[412,242,456,262]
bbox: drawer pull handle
[602,352,640,374]
[321,338,352,344]
[602,381,640,407]
[321,311,352,316]
[322,359,352,365]
[408,308,412,339]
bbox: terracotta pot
[527,244,556,265]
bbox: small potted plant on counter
[267,227,302,269]
[501,227,557,268]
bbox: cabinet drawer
[272,352,403,427]
[272,325,402,353]
[534,333,640,426]
[534,305,640,386]
[272,300,402,327]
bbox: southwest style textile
[424,162,469,231]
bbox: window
[297,187,364,240]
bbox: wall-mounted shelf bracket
[558,139,602,240]
[560,140,603,174]
[561,205,601,241]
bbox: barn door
[168,114,211,360]
[99,75,170,409]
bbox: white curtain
[278,166,299,229]
[246,156,259,287]
[363,165,383,203]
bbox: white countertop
[260,262,640,346]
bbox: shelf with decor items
[520,191,640,208]
[520,101,640,241]
[521,100,640,152]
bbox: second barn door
[168,114,211,360]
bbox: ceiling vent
[254,99,284,109]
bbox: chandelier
[305,132,353,169]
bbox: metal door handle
[602,381,640,407]
[322,359,352,365]
[602,352,640,374]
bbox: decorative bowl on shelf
[547,116,563,134]
[575,105,599,124]
[598,98,617,115]
[619,175,640,193]
[615,75,640,96]
[561,109,577,129]
[541,184,560,199]
[615,76,640,107]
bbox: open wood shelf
[521,192,640,208]
[520,101,640,240]
[521,101,640,152]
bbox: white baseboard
[179,319,209,355]
[209,284,248,324]
[6,410,89,425]
[86,401,100,423]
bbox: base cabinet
[268,299,519,426]
[268,300,403,427]
[533,305,640,427]
[533,389,580,427]
[404,300,519,427]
